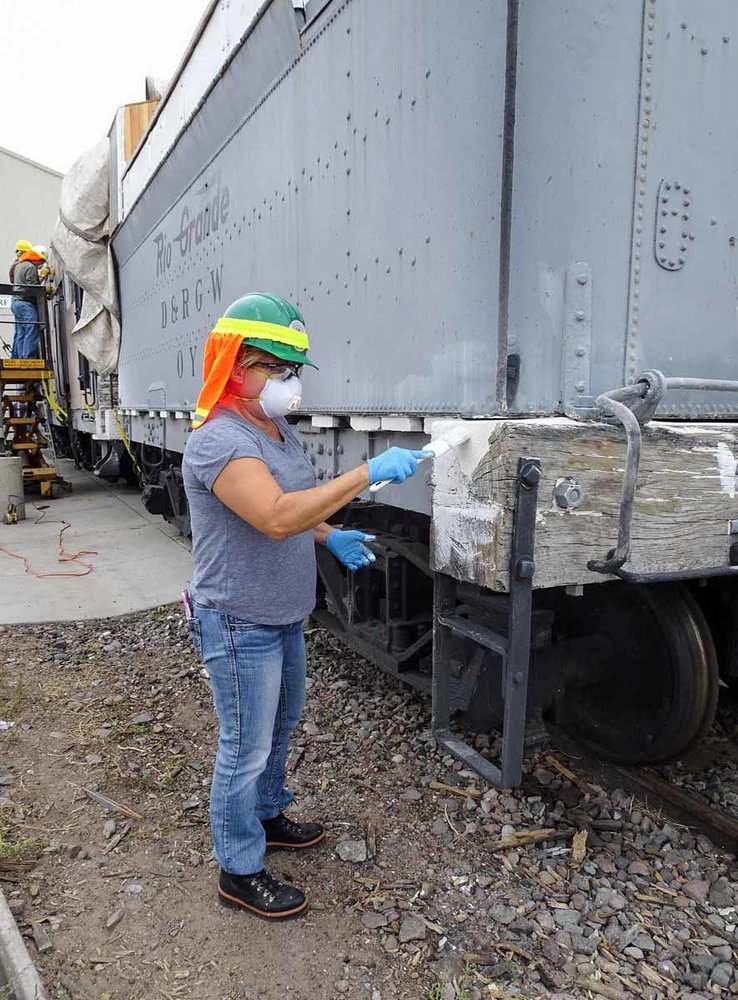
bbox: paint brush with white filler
[369,424,472,493]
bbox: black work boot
[218,869,308,919]
[262,813,326,850]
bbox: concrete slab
[0,460,193,623]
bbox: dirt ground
[1,608,737,1000]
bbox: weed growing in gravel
[429,968,472,1000]
[0,831,39,867]
[0,667,26,719]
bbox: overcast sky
[2,0,209,174]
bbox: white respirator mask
[257,373,303,418]
[233,370,303,419]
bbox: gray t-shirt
[182,406,317,624]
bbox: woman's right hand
[367,447,427,485]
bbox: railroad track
[551,734,738,857]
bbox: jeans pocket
[227,616,260,633]
[188,619,203,660]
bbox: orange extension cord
[0,508,97,578]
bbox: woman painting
[183,293,424,919]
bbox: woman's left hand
[326,529,376,571]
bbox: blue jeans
[10,299,38,358]
[188,605,306,875]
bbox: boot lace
[252,869,284,905]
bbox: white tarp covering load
[51,138,120,375]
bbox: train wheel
[545,582,718,764]
[692,579,738,685]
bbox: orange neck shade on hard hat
[191,329,242,429]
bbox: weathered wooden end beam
[430,417,738,591]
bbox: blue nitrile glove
[367,447,427,485]
[326,529,376,571]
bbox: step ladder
[0,359,57,497]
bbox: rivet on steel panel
[425,235,431,244]
[701,47,708,55]
[576,273,588,285]
[575,347,586,357]
[575,381,586,392]
[724,35,730,43]
[575,310,585,321]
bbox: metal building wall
[0,147,62,350]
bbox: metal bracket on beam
[431,456,541,788]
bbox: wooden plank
[123,99,159,162]
[22,468,55,480]
[0,359,46,370]
[431,417,738,591]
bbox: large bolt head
[554,477,584,509]
[520,462,541,487]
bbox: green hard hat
[219,292,318,368]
